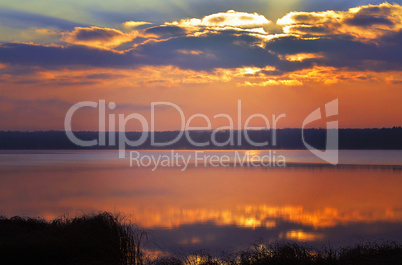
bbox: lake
[0,150,401,256]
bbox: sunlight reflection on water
[0,150,401,252]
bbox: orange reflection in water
[0,156,401,244]
[56,203,397,230]
[282,230,324,241]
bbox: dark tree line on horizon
[0,128,401,150]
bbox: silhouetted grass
[1,212,402,265]
[158,241,402,265]
[0,212,146,265]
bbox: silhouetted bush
[0,212,146,265]
[153,241,402,265]
[1,212,401,265]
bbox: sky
[0,0,401,131]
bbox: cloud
[144,25,187,38]
[280,53,324,62]
[345,14,394,27]
[346,3,399,26]
[196,10,271,28]
[122,21,152,28]
[277,2,402,40]
[35,28,58,35]
[133,32,280,70]
[167,10,271,34]
[244,79,303,86]
[277,10,340,26]
[0,43,135,68]
[269,29,402,71]
[62,26,137,49]
[0,3,401,81]
[1,28,401,75]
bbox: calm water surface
[0,150,401,255]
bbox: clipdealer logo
[64,99,339,168]
[302,99,339,165]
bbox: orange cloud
[122,20,152,28]
[244,79,303,87]
[277,2,402,41]
[280,53,324,62]
[62,26,137,49]
[165,10,272,38]
[35,28,59,35]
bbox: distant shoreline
[1,128,401,150]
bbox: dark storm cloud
[133,32,280,71]
[0,43,134,68]
[265,31,402,72]
[71,27,124,41]
[343,3,397,27]
[286,25,332,34]
[345,14,394,27]
[0,32,281,71]
[1,27,401,73]
[144,26,187,38]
